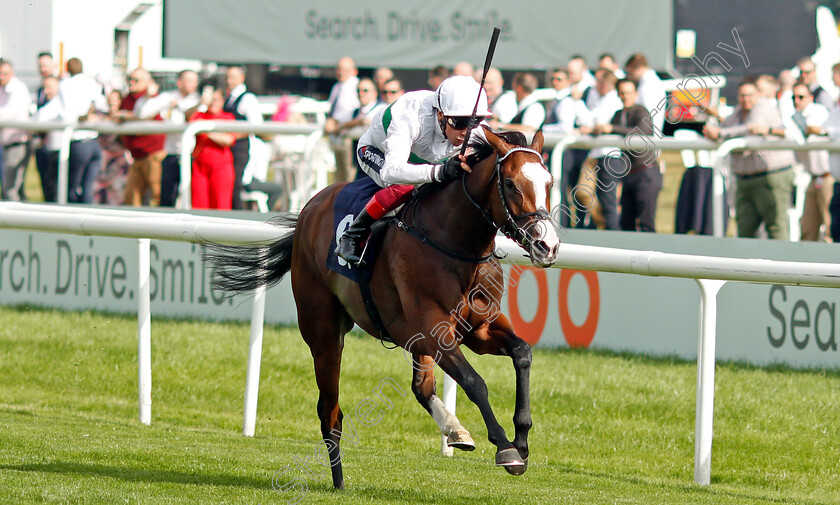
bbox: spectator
[337,77,386,133]
[483,67,517,124]
[112,67,167,206]
[595,78,662,232]
[381,78,404,105]
[0,59,32,200]
[567,55,596,101]
[797,57,834,110]
[139,69,200,207]
[94,90,132,205]
[452,61,474,78]
[598,53,625,79]
[428,64,448,90]
[704,80,795,239]
[543,68,570,125]
[496,72,545,133]
[373,67,394,103]
[625,53,666,135]
[786,83,831,241]
[576,70,623,230]
[755,74,779,104]
[777,69,796,119]
[35,52,56,109]
[242,136,284,211]
[224,65,263,208]
[824,86,840,241]
[32,75,60,201]
[190,89,237,210]
[324,57,360,183]
[34,57,107,204]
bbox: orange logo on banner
[558,270,600,348]
[508,267,548,345]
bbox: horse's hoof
[504,457,528,475]
[446,429,476,451]
[494,447,525,472]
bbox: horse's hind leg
[410,353,475,451]
[294,275,353,490]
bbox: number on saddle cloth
[327,176,385,282]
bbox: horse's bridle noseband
[463,146,553,249]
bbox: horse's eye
[504,179,515,190]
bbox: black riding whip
[459,26,501,157]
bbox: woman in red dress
[190,89,237,209]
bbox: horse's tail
[205,213,299,295]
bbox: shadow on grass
[0,461,273,491]
[556,463,832,505]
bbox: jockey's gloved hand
[433,156,465,182]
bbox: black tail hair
[204,213,298,296]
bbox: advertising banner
[162,0,671,70]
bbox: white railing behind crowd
[6,118,840,238]
[541,134,840,238]
[0,119,323,210]
[2,203,840,486]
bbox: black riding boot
[335,209,377,266]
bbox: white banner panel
[162,0,672,70]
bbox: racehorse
[207,126,559,489]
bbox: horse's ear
[481,124,511,157]
[530,129,545,152]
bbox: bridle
[462,146,553,249]
[396,145,553,263]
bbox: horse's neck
[413,156,499,259]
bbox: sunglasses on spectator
[793,94,809,100]
[357,87,374,93]
[445,116,473,130]
[552,76,566,81]
[383,89,402,94]
[128,77,140,83]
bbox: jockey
[335,75,492,266]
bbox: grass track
[1,306,838,504]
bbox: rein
[397,145,551,262]
[462,146,552,248]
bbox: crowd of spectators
[1,49,839,241]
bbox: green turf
[1,306,838,504]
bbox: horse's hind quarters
[495,447,526,474]
[446,428,476,451]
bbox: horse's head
[475,126,560,268]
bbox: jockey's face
[438,110,468,146]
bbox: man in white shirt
[55,57,108,203]
[787,83,831,241]
[483,67,517,124]
[0,60,32,200]
[625,53,666,135]
[139,69,200,207]
[325,56,361,183]
[224,65,263,209]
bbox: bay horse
[208,126,559,489]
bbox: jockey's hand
[434,155,469,182]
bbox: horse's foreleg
[411,353,475,451]
[462,316,532,475]
[434,348,523,470]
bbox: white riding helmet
[435,75,492,117]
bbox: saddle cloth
[326,176,385,282]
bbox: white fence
[2,202,840,486]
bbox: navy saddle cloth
[327,176,389,282]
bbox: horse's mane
[466,130,529,166]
